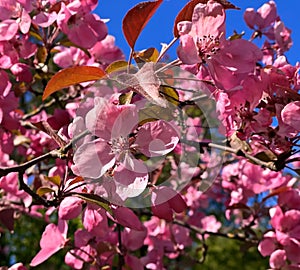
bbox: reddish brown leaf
[262,186,291,204]
[42,66,106,100]
[122,0,163,49]
[173,0,240,38]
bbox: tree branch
[0,129,90,177]
[173,219,259,244]
[183,139,280,171]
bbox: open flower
[73,97,179,199]
[177,0,262,91]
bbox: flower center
[196,34,220,62]
[110,136,130,157]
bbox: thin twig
[173,219,259,244]
[182,140,279,171]
[156,37,178,63]
[0,129,90,177]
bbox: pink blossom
[82,204,109,236]
[151,187,187,221]
[274,20,292,53]
[122,227,147,251]
[0,19,18,41]
[89,35,125,65]
[244,1,277,36]
[58,196,83,220]
[201,215,221,233]
[30,220,68,266]
[269,249,287,269]
[281,101,300,131]
[57,3,107,49]
[10,63,32,82]
[259,231,277,257]
[53,46,92,68]
[112,206,144,231]
[177,1,262,90]
[73,97,179,199]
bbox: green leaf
[159,85,180,106]
[119,91,134,105]
[36,187,56,196]
[44,175,61,186]
[73,193,112,214]
[133,47,159,63]
[105,60,129,74]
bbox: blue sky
[95,0,300,65]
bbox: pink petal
[216,39,263,73]
[190,1,226,39]
[0,19,18,41]
[115,174,148,200]
[30,221,68,267]
[177,34,200,65]
[86,97,137,140]
[243,8,259,29]
[257,1,277,28]
[281,101,300,131]
[285,239,300,264]
[269,249,287,269]
[64,14,107,49]
[270,206,284,230]
[151,201,173,222]
[33,12,57,27]
[19,9,31,34]
[258,236,277,257]
[122,227,147,251]
[110,104,138,139]
[112,206,144,231]
[89,35,125,64]
[114,159,148,185]
[58,197,83,220]
[73,139,115,179]
[136,120,179,157]
[30,247,61,267]
[82,205,108,236]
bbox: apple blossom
[0,0,300,269]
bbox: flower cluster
[0,0,299,269]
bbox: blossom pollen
[109,136,130,157]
